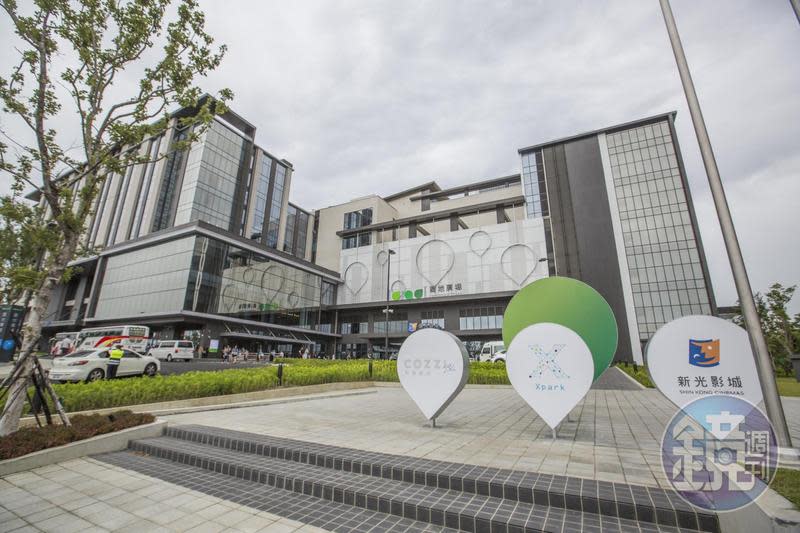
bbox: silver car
[49,348,160,383]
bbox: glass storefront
[95,234,336,332]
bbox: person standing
[58,336,73,356]
[107,344,124,379]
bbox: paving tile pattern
[0,457,328,533]
[161,425,717,533]
[97,425,718,533]
[97,451,448,533]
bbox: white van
[147,340,195,362]
[479,341,505,362]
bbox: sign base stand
[552,427,557,441]
[431,417,437,428]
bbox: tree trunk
[0,232,80,436]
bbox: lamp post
[384,249,397,359]
[659,0,792,448]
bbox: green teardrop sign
[502,277,618,381]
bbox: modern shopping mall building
[39,100,715,363]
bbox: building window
[342,232,371,250]
[343,208,372,230]
[340,343,368,358]
[321,281,336,306]
[340,315,368,334]
[251,154,273,240]
[283,205,297,253]
[420,310,445,329]
[373,311,408,334]
[458,306,505,330]
[520,150,548,219]
[266,164,287,249]
[152,126,190,232]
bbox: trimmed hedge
[0,359,514,415]
[0,410,155,460]
[614,362,654,388]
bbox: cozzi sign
[396,329,469,422]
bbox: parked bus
[76,325,150,352]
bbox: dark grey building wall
[541,137,634,363]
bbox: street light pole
[659,0,793,448]
[790,0,800,26]
[384,249,396,359]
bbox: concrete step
[95,449,450,532]
[163,424,719,533]
[126,429,716,533]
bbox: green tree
[0,0,231,435]
[735,283,800,376]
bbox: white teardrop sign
[397,329,469,421]
[506,323,593,430]
[646,315,763,408]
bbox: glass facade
[152,126,190,232]
[521,151,548,218]
[95,237,195,318]
[607,121,712,339]
[420,309,445,329]
[129,136,162,240]
[94,233,336,333]
[283,205,297,254]
[266,164,287,249]
[459,306,505,330]
[250,154,273,240]
[339,315,369,334]
[373,311,408,334]
[175,120,246,230]
[186,235,325,328]
[295,209,309,259]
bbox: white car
[49,348,160,383]
[147,340,195,362]
[491,350,507,363]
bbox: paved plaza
[0,458,323,533]
[1,379,799,532]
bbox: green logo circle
[502,277,618,381]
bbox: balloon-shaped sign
[502,277,617,381]
[506,323,593,430]
[397,329,469,421]
[646,315,763,408]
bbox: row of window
[342,232,371,250]
[458,306,505,331]
[337,307,506,335]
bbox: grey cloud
[1,0,798,309]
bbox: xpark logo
[528,344,570,380]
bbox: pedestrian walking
[107,344,124,379]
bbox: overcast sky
[1,1,799,311]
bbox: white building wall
[338,217,548,305]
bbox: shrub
[615,362,655,388]
[0,410,155,460]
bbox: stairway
[95,424,719,533]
